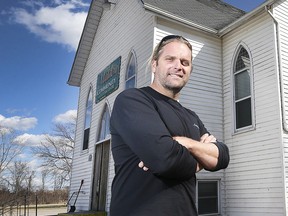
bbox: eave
[218,0,278,36]
[67,0,106,87]
[143,3,218,35]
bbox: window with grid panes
[197,180,219,215]
[234,46,252,130]
[98,105,110,141]
[83,88,93,150]
[125,52,136,89]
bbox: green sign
[96,56,121,103]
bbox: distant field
[2,204,68,216]
[29,205,67,216]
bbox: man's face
[152,41,192,93]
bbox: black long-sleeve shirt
[110,87,229,216]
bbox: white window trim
[231,43,256,134]
[97,102,111,142]
[82,85,94,153]
[125,49,137,89]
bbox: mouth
[169,73,183,78]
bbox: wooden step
[58,211,107,216]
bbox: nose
[174,59,182,70]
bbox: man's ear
[151,60,157,73]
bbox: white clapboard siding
[154,21,227,213]
[70,0,288,215]
[154,20,224,136]
[223,8,285,215]
[69,0,156,212]
[274,0,288,213]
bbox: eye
[181,60,190,66]
[165,56,174,61]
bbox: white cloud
[11,0,89,51]
[14,133,47,146]
[0,114,37,131]
[53,109,77,124]
[0,127,13,135]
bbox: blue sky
[0,0,91,187]
[223,0,267,11]
[0,0,266,186]
[0,0,91,137]
[0,0,267,135]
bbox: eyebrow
[164,54,191,61]
[163,55,191,65]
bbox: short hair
[151,35,192,62]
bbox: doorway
[91,140,110,211]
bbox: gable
[67,0,278,88]
[68,0,106,87]
[142,0,245,30]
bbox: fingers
[207,135,216,143]
[138,161,149,171]
[175,134,216,144]
[138,161,144,168]
[200,133,216,143]
[196,163,203,173]
[200,133,209,143]
[172,136,180,141]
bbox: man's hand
[138,161,149,171]
[173,133,219,171]
[138,134,218,172]
[200,133,216,143]
[173,133,216,147]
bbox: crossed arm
[139,133,219,172]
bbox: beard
[162,80,185,95]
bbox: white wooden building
[67,0,288,215]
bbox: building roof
[67,0,270,87]
[67,0,106,86]
[142,0,245,31]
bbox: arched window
[83,88,93,150]
[98,105,110,141]
[125,51,137,89]
[233,46,253,130]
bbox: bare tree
[26,170,35,193]
[6,161,31,193]
[41,169,49,191]
[33,120,75,188]
[0,127,23,187]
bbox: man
[110,35,229,216]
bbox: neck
[149,83,180,100]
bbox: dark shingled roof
[142,0,246,30]
[68,0,251,86]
